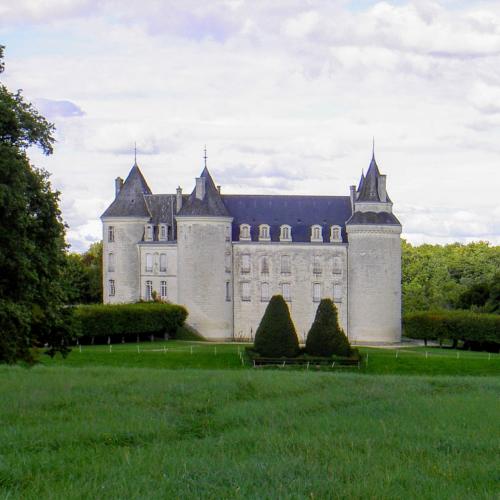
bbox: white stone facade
[101,155,402,343]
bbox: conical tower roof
[356,154,382,202]
[101,162,152,218]
[178,166,229,217]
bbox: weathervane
[203,145,207,168]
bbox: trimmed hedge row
[403,310,500,346]
[74,303,188,340]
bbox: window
[108,226,115,243]
[241,254,251,273]
[159,224,167,241]
[145,253,153,272]
[330,225,341,242]
[225,281,231,301]
[160,280,168,299]
[160,253,167,272]
[240,224,251,240]
[261,256,269,275]
[241,282,251,301]
[281,255,291,274]
[225,252,231,272]
[333,256,342,275]
[108,279,115,297]
[145,224,153,241]
[261,282,269,302]
[313,256,322,275]
[280,225,291,241]
[311,225,322,242]
[145,280,153,300]
[333,283,342,301]
[282,283,291,302]
[313,283,321,302]
[108,252,115,272]
[225,226,231,242]
[259,224,270,241]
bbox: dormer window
[159,224,168,241]
[280,225,292,242]
[311,225,322,242]
[330,225,341,242]
[145,224,154,241]
[259,224,270,241]
[240,224,251,241]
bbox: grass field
[39,341,500,376]
[0,366,498,499]
[1,343,499,499]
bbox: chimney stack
[195,177,206,200]
[349,185,356,212]
[176,186,183,212]
[115,177,124,197]
[377,175,387,202]
[217,185,221,194]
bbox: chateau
[101,152,402,343]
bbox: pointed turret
[101,162,152,218]
[357,155,381,202]
[177,166,229,217]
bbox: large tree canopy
[0,45,70,363]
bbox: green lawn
[2,344,499,498]
[0,366,498,499]
[39,341,500,376]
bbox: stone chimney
[377,175,387,202]
[195,177,206,200]
[176,186,183,212]
[115,177,124,197]
[217,185,221,194]
[349,185,356,212]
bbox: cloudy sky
[1,0,499,252]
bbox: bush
[74,303,188,342]
[306,299,351,357]
[404,310,500,350]
[254,295,300,357]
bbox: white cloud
[1,0,499,251]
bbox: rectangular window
[261,257,269,275]
[108,252,115,272]
[160,253,167,272]
[281,255,291,274]
[145,280,153,300]
[160,280,167,299]
[313,256,322,275]
[261,282,269,302]
[225,281,231,302]
[225,252,231,272]
[282,283,291,302]
[333,283,342,301]
[241,282,251,301]
[333,256,342,274]
[108,279,115,296]
[108,226,115,242]
[146,253,153,272]
[241,254,251,273]
[313,283,321,302]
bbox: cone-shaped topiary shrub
[306,299,351,357]
[254,295,300,357]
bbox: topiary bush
[254,295,300,357]
[74,302,188,342]
[305,299,351,357]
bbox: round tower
[346,154,402,343]
[176,168,233,340]
[101,163,152,304]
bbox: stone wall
[232,242,348,342]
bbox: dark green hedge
[74,303,187,340]
[403,310,500,345]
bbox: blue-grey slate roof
[346,211,401,226]
[222,194,352,242]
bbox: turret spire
[134,141,137,165]
[203,145,207,169]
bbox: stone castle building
[101,152,402,343]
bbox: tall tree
[0,45,70,363]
